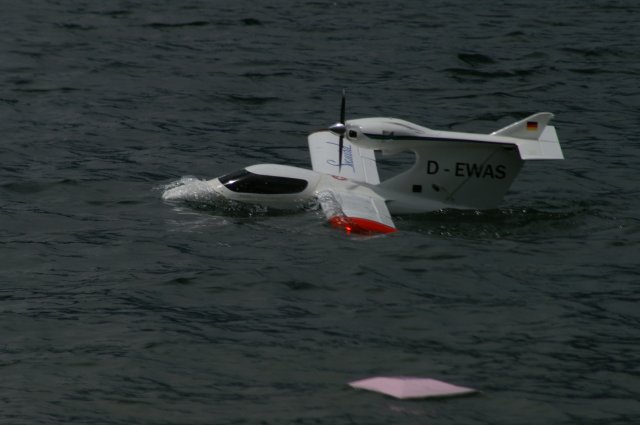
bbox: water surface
[1,1,639,424]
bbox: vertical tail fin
[490,112,554,140]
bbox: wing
[308,131,381,184]
[316,179,396,235]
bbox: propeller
[328,89,347,171]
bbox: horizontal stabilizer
[537,125,563,159]
[491,112,554,140]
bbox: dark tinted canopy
[219,169,308,194]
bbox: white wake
[161,176,221,203]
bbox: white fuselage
[162,163,448,214]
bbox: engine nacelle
[345,117,431,153]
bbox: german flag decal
[526,121,538,131]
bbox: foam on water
[161,176,221,203]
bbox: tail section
[491,112,554,140]
[380,142,524,209]
[376,113,563,210]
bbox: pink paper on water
[349,376,477,399]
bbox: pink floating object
[348,376,477,399]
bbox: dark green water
[1,1,639,424]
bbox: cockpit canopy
[219,169,309,194]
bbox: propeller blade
[338,135,344,172]
[340,89,346,124]
[328,90,347,172]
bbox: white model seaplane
[163,91,563,234]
